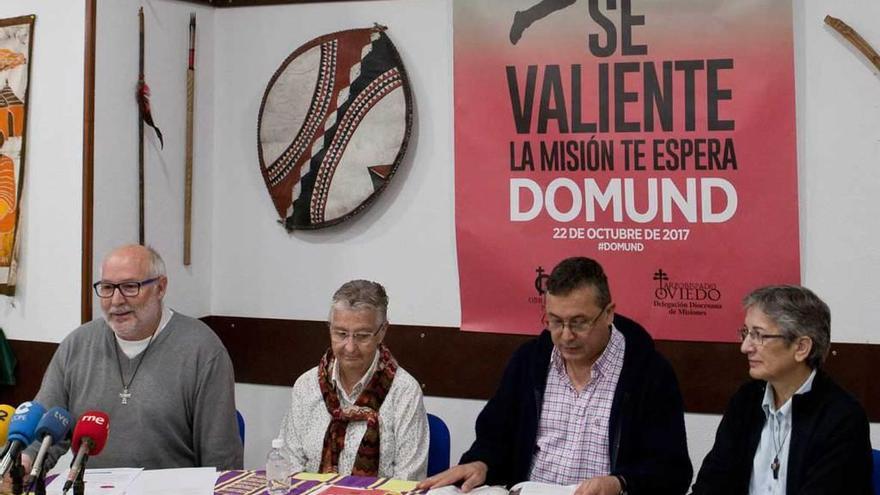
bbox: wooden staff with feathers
[136,6,164,245]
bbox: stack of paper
[44,467,218,495]
[45,468,143,495]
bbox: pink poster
[454,0,799,341]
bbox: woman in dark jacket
[691,285,872,495]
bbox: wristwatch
[613,474,628,495]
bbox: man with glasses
[277,280,428,479]
[691,285,872,494]
[420,257,691,495]
[21,244,243,471]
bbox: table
[214,471,421,495]
[1,471,420,495]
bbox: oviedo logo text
[652,269,722,316]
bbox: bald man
[22,245,242,471]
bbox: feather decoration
[137,77,164,148]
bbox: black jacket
[691,369,872,494]
[460,314,693,494]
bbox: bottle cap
[272,438,284,449]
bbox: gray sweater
[25,312,243,470]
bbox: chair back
[872,449,880,495]
[427,413,451,476]
[236,409,245,445]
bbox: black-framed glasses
[329,322,386,345]
[547,304,609,334]
[93,277,160,298]
[738,326,789,346]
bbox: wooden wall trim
[0,340,56,406]
[203,315,880,421]
[4,317,880,422]
[81,0,96,323]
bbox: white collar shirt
[331,350,380,406]
[749,369,817,495]
[114,306,173,358]
[278,359,430,479]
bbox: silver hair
[144,245,167,278]
[742,285,830,369]
[103,244,166,278]
[328,280,388,328]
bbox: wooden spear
[184,13,195,265]
[138,7,145,244]
[136,6,164,246]
[825,15,880,72]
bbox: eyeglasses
[738,326,790,346]
[329,323,385,344]
[93,277,160,298]
[547,304,609,334]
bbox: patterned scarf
[318,343,398,476]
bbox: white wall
[210,0,459,325]
[0,1,85,343]
[93,0,215,318]
[796,0,880,343]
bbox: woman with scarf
[278,280,428,480]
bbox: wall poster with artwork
[0,15,34,296]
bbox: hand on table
[572,475,622,495]
[417,461,489,492]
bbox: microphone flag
[0,404,15,447]
[30,406,73,478]
[71,410,110,455]
[0,401,46,476]
[64,411,110,494]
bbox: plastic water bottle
[266,438,291,495]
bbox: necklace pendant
[771,456,780,480]
[120,388,132,405]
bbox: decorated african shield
[257,26,413,231]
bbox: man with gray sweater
[22,244,243,471]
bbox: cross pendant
[771,457,780,480]
[120,388,132,405]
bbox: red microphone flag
[71,411,109,455]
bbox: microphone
[0,404,15,448]
[0,401,46,477]
[62,411,109,495]
[28,406,73,479]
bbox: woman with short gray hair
[691,285,872,494]
[277,280,428,480]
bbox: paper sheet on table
[427,481,575,495]
[294,471,339,482]
[126,467,218,495]
[374,479,418,492]
[510,481,576,495]
[45,467,143,495]
[426,486,508,495]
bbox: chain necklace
[769,414,790,480]
[113,331,156,405]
